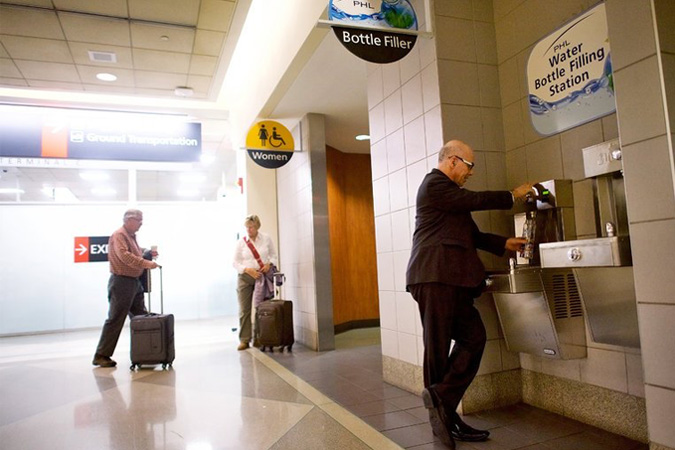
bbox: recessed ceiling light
[355,134,370,141]
[174,86,194,97]
[160,35,170,41]
[96,73,117,82]
[0,188,25,194]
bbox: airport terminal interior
[2,1,675,449]
[0,319,649,450]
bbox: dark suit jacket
[406,168,514,290]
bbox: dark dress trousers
[406,168,514,412]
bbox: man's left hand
[505,237,527,252]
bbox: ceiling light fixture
[96,73,117,82]
[355,134,370,141]
[174,86,194,97]
[0,188,25,194]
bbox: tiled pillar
[370,0,520,410]
[607,1,675,449]
[277,113,335,351]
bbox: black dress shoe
[421,387,455,449]
[449,412,490,442]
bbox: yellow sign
[245,120,295,169]
[246,120,294,151]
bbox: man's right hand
[149,261,160,269]
[512,183,534,200]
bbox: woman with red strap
[232,214,278,350]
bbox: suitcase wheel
[287,344,293,352]
[130,364,136,371]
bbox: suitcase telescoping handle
[147,265,164,314]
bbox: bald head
[437,140,475,186]
[438,140,472,162]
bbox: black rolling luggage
[130,266,175,370]
[256,273,294,352]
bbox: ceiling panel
[128,0,200,26]
[16,60,81,82]
[53,0,128,17]
[132,48,191,73]
[130,23,195,53]
[7,0,52,7]
[134,70,188,89]
[187,75,212,95]
[82,83,134,94]
[193,30,225,56]
[189,55,218,76]
[58,12,131,46]
[198,0,236,32]
[0,58,22,78]
[0,6,64,39]
[0,76,28,86]
[1,36,73,63]
[29,79,83,90]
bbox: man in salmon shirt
[93,209,159,368]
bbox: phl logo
[74,236,110,263]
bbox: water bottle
[520,212,536,260]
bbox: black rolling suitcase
[130,266,175,370]
[256,272,294,352]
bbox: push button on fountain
[567,247,582,262]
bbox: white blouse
[232,231,278,274]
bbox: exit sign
[74,236,109,263]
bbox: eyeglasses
[451,155,475,170]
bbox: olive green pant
[237,273,258,343]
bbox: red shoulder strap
[244,237,264,269]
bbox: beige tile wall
[375,4,675,446]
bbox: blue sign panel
[0,106,201,162]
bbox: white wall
[0,202,240,335]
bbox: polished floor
[0,318,647,450]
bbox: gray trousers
[237,273,257,343]
[95,274,147,357]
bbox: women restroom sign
[527,3,615,136]
[245,120,294,169]
[328,0,418,64]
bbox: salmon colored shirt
[108,226,154,277]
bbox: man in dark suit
[406,140,532,448]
